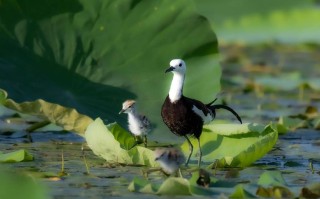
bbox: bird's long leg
[184,135,193,167]
[143,135,147,147]
[197,138,202,167]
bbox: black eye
[178,63,182,67]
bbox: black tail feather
[208,104,242,124]
[206,98,218,106]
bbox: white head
[119,99,136,114]
[165,59,186,75]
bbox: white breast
[128,114,149,136]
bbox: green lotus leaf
[229,184,256,199]
[258,171,287,187]
[128,177,192,196]
[0,149,33,163]
[0,89,7,104]
[181,123,278,167]
[0,0,220,141]
[194,0,320,43]
[277,116,308,132]
[4,98,93,135]
[85,118,158,166]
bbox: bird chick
[119,100,151,147]
[154,147,185,176]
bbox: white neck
[169,73,185,102]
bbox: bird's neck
[128,109,138,117]
[169,73,185,102]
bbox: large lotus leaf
[0,149,33,163]
[0,0,220,141]
[181,123,278,167]
[4,98,93,135]
[194,0,320,43]
[85,118,158,166]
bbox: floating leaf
[256,186,294,198]
[129,176,218,196]
[0,149,33,163]
[85,118,158,166]
[156,177,190,195]
[257,171,286,187]
[277,116,308,132]
[181,123,278,167]
[229,184,256,199]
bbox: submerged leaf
[182,123,278,167]
[85,118,158,166]
[0,149,33,163]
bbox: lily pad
[0,149,33,163]
[229,184,256,199]
[257,171,287,187]
[85,118,158,166]
[129,177,190,195]
[129,176,218,196]
[181,123,278,167]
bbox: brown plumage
[161,59,242,167]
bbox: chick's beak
[165,66,175,73]
[155,157,159,161]
[119,109,125,114]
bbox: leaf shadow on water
[201,136,223,157]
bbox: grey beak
[119,109,125,114]
[165,66,175,73]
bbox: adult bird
[161,59,242,167]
